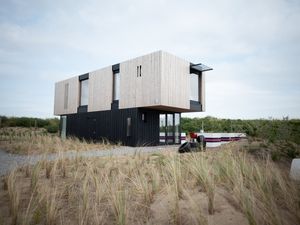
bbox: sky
[0,0,300,119]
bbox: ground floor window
[159,113,181,144]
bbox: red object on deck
[189,132,197,139]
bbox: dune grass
[0,127,114,154]
[0,142,299,225]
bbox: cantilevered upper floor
[54,51,212,116]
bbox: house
[54,51,212,146]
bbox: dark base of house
[61,107,181,147]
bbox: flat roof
[190,63,213,72]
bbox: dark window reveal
[137,65,142,77]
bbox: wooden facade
[54,51,212,146]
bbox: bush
[46,125,59,133]
[0,116,60,133]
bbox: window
[137,65,142,77]
[190,73,199,101]
[174,113,180,144]
[127,117,131,137]
[80,79,89,106]
[64,83,69,109]
[113,72,120,101]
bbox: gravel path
[0,145,178,176]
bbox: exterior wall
[66,108,160,146]
[54,50,206,115]
[54,76,79,115]
[160,52,190,110]
[119,51,161,109]
[88,66,113,112]
[200,72,206,111]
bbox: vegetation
[0,116,59,134]
[181,116,300,160]
[0,143,299,225]
[181,116,300,143]
[0,127,113,154]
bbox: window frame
[190,73,200,102]
[79,78,89,106]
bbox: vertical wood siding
[54,76,79,115]
[88,66,113,112]
[119,51,161,109]
[66,108,160,146]
[161,52,190,110]
[201,72,206,111]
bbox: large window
[80,79,89,106]
[190,73,199,101]
[113,72,120,101]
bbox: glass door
[166,114,174,144]
[174,113,180,144]
[159,114,166,144]
[159,113,181,144]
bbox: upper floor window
[80,79,89,106]
[190,73,199,101]
[113,72,120,101]
[64,83,69,109]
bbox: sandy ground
[150,187,248,225]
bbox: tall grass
[1,144,299,225]
[0,127,113,154]
[7,170,20,225]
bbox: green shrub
[46,125,59,133]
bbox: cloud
[0,0,300,118]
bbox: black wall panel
[65,108,161,146]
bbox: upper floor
[54,51,212,116]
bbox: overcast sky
[0,0,299,119]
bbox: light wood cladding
[88,66,113,112]
[161,52,190,110]
[119,51,161,109]
[54,50,207,115]
[201,72,206,111]
[54,76,79,115]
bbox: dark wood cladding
[66,108,160,146]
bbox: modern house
[54,51,212,146]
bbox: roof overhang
[190,63,213,74]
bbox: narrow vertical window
[64,83,69,109]
[127,117,131,137]
[80,79,89,106]
[139,65,142,77]
[190,73,199,101]
[142,113,147,122]
[137,65,142,77]
[113,72,120,101]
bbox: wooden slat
[88,66,113,112]
[54,76,79,115]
